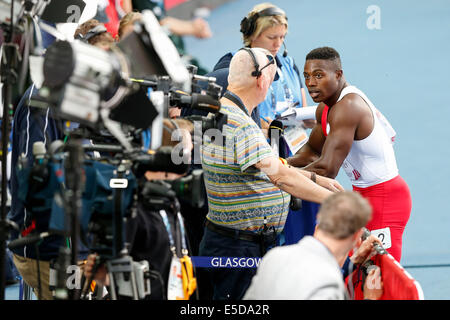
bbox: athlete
[287,47,411,262]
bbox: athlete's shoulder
[334,92,370,115]
[329,93,369,126]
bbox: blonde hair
[243,3,288,47]
[118,11,142,39]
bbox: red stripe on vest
[321,104,329,136]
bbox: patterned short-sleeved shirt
[201,104,291,233]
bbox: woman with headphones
[212,3,321,247]
[214,3,313,141]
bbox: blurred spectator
[95,0,133,38]
[117,11,142,40]
[131,0,211,74]
[74,18,115,49]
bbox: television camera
[4,5,222,300]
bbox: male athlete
[288,47,411,262]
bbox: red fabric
[321,104,329,136]
[346,254,423,300]
[21,220,36,237]
[353,175,411,262]
[165,0,188,11]
[104,0,120,38]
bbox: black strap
[223,91,249,116]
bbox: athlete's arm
[301,96,362,178]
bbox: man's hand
[363,266,384,300]
[351,235,383,265]
[191,18,212,38]
[84,254,109,287]
[315,174,344,192]
[260,117,272,139]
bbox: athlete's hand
[302,119,316,129]
[315,175,344,192]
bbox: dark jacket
[8,85,65,260]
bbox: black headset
[239,47,263,78]
[240,6,289,57]
[75,25,108,43]
[238,47,278,81]
[240,6,287,37]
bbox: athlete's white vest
[337,86,398,187]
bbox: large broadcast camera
[5,5,223,300]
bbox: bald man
[198,47,343,300]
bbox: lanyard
[270,67,295,112]
[159,210,188,256]
[223,91,249,116]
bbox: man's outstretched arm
[254,156,343,204]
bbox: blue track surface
[184,0,450,300]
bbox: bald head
[228,47,276,90]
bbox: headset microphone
[282,42,288,57]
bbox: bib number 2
[370,227,392,249]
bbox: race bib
[370,227,392,249]
[167,256,184,300]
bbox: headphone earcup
[251,70,261,77]
[240,17,251,37]
[240,15,258,37]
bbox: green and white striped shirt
[201,104,291,233]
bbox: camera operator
[7,19,115,300]
[83,118,197,300]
